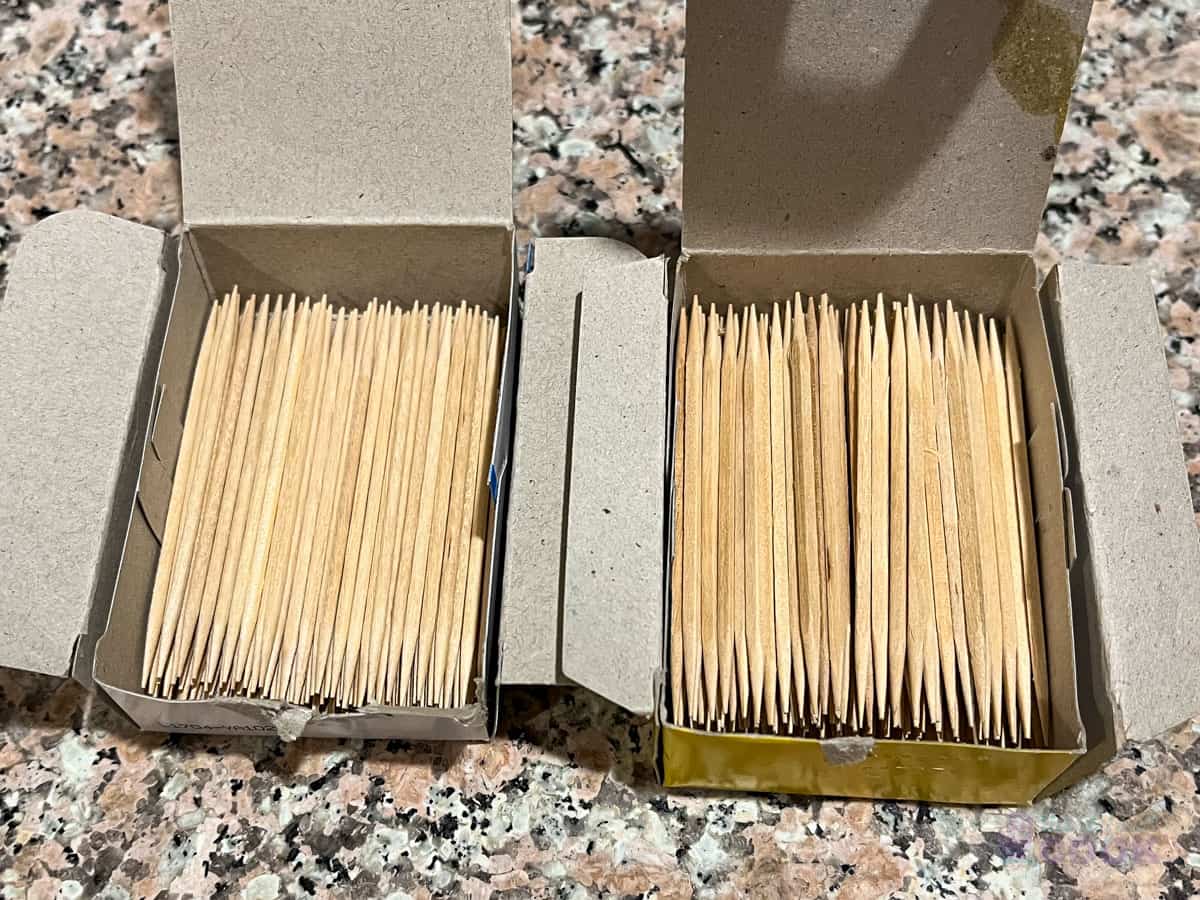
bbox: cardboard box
[499,0,1200,803]
[0,0,518,740]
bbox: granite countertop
[2,0,1200,897]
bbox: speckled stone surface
[2,0,1200,897]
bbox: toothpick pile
[669,294,1051,747]
[142,289,501,710]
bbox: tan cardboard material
[0,211,170,681]
[171,0,512,228]
[1044,262,1200,751]
[499,238,647,686]
[0,0,517,740]
[92,228,518,740]
[682,0,1092,254]
[561,255,670,716]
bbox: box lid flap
[171,0,512,227]
[1054,261,1200,744]
[561,254,669,715]
[0,211,168,678]
[682,0,1091,255]
[499,238,649,687]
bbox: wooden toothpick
[904,299,930,732]
[888,302,908,732]
[790,298,822,724]
[670,308,687,723]
[932,307,975,733]
[869,295,890,723]
[682,298,704,724]
[717,307,739,723]
[946,305,991,739]
[702,305,722,723]
[988,318,1032,743]
[1005,322,1051,743]
[963,312,1004,741]
[919,305,954,737]
[853,301,874,730]
[819,297,851,726]
[768,303,793,726]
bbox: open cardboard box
[499,0,1200,803]
[0,0,518,740]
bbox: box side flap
[682,0,1091,254]
[171,0,511,227]
[0,211,167,678]
[561,255,669,715]
[1053,261,1200,744]
[500,238,648,686]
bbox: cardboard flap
[0,211,168,678]
[682,0,1091,254]
[500,238,648,687]
[561,255,669,715]
[1053,261,1200,743]
[171,0,511,227]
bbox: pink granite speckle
[2,0,1200,896]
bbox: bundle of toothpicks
[669,294,1051,747]
[142,288,502,710]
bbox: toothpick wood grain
[791,299,822,724]
[769,303,793,725]
[945,304,989,739]
[289,309,349,702]
[253,299,320,692]
[904,299,931,732]
[743,310,767,727]
[388,307,440,703]
[434,307,482,705]
[384,306,432,702]
[202,298,270,689]
[870,296,890,721]
[216,296,284,689]
[717,308,738,722]
[732,314,750,724]
[702,305,722,723]
[682,299,704,724]
[670,308,687,722]
[414,303,469,705]
[1005,322,1051,742]
[308,309,364,701]
[265,300,332,696]
[457,317,501,706]
[932,307,975,732]
[853,302,873,728]
[180,294,256,688]
[806,299,830,723]
[142,298,220,687]
[782,302,804,723]
[228,295,298,690]
[443,311,491,706]
[156,296,239,691]
[920,305,955,737]
[963,312,1004,741]
[989,319,1032,742]
[888,303,908,731]
[819,298,851,725]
